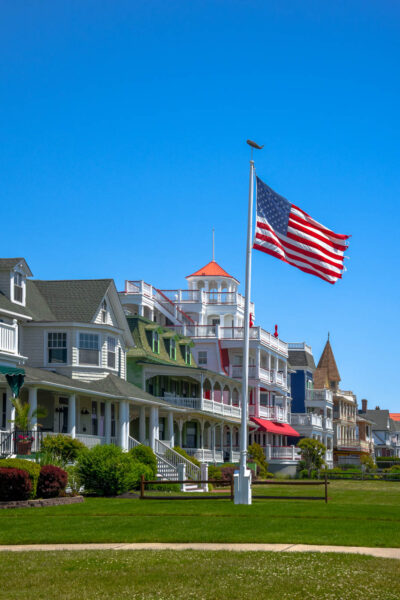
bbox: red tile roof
[390,413,400,421]
[186,260,238,281]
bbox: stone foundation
[0,495,84,510]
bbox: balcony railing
[0,321,19,355]
[264,445,302,461]
[291,413,323,428]
[158,396,241,418]
[249,405,288,423]
[306,389,333,403]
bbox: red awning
[251,417,300,437]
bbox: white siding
[93,292,118,327]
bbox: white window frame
[107,336,116,369]
[198,350,207,365]
[78,332,100,366]
[11,269,26,306]
[101,299,108,324]
[47,331,68,365]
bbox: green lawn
[0,481,399,547]
[0,550,399,600]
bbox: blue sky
[1,2,399,409]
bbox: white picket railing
[75,434,105,448]
[264,445,302,461]
[202,399,241,418]
[183,448,224,463]
[0,321,18,354]
[128,435,140,450]
[158,396,202,410]
[155,439,200,481]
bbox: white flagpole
[236,139,263,505]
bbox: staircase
[128,436,203,491]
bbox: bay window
[48,332,67,364]
[79,333,100,365]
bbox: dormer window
[13,272,24,304]
[152,331,160,354]
[170,338,176,360]
[101,299,107,323]
[184,345,192,365]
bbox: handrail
[128,435,141,450]
[154,439,200,481]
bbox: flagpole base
[234,467,252,505]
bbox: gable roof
[288,350,316,370]
[365,409,390,431]
[313,339,341,389]
[0,258,32,276]
[0,291,32,319]
[27,279,112,322]
[186,260,238,281]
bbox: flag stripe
[255,233,343,279]
[289,213,348,251]
[291,205,350,242]
[253,243,337,284]
[257,219,344,266]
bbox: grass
[0,481,399,547]
[0,550,399,600]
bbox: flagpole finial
[246,140,264,150]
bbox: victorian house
[313,337,374,465]
[119,258,301,475]
[288,342,334,467]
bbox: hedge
[37,465,68,498]
[0,458,41,498]
[0,467,32,501]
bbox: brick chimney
[362,398,368,413]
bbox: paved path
[0,543,399,559]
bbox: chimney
[362,399,368,413]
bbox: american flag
[253,177,350,284]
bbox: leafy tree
[248,443,270,479]
[360,454,376,472]
[297,438,326,477]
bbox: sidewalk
[0,543,399,559]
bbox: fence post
[140,474,145,500]
[201,463,208,492]
[178,463,186,492]
[324,470,328,504]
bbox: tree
[10,397,47,431]
[297,438,326,477]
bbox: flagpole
[235,139,263,505]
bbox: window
[170,338,176,360]
[107,337,116,368]
[198,351,207,365]
[14,272,23,303]
[1,393,6,429]
[101,299,107,323]
[211,317,220,326]
[184,345,191,365]
[152,331,160,353]
[79,333,100,365]
[48,332,67,364]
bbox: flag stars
[256,177,291,235]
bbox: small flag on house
[253,177,350,284]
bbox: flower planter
[16,441,32,455]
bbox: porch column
[28,388,38,430]
[211,425,216,462]
[168,411,174,447]
[139,406,146,443]
[105,401,111,444]
[119,400,129,451]
[178,420,183,447]
[149,406,158,451]
[200,373,204,410]
[6,389,14,432]
[229,425,233,462]
[68,394,76,439]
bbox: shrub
[248,443,269,478]
[299,469,309,479]
[0,458,41,498]
[129,445,157,477]
[37,465,68,498]
[172,447,201,467]
[41,435,87,465]
[360,454,376,472]
[0,467,32,501]
[65,465,82,495]
[76,444,152,496]
[220,466,236,483]
[208,464,222,481]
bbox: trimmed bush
[0,458,41,498]
[76,444,152,496]
[172,447,201,467]
[248,443,269,478]
[37,465,68,498]
[129,445,157,478]
[0,467,32,501]
[41,434,87,465]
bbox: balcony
[157,396,241,419]
[158,288,255,313]
[291,413,323,428]
[249,405,289,423]
[0,321,20,357]
[324,417,333,430]
[306,389,333,403]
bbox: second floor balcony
[228,364,287,387]
[0,320,23,359]
[157,396,241,419]
[249,404,289,423]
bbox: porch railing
[75,433,105,448]
[202,398,241,418]
[155,439,200,481]
[0,321,18,355]
[183,448,224,463]
[264,445,302,461]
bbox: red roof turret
[186,260,239,282]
